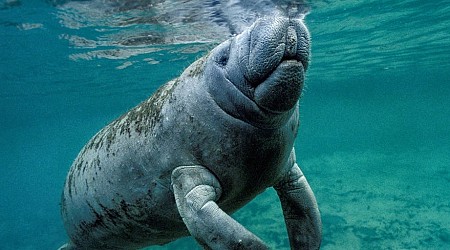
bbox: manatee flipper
[171,166,269,250]
[274,153,322,250]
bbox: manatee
[60,15,322,250]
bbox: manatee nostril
[284,26,297,59]
[284,20,310,70]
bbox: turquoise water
[1,0,449,249]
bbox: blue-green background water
[1,0,450,249]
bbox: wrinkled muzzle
[228,16,310,113]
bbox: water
[1,0,449,249]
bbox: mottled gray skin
[60,16,321,250]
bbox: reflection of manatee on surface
[52,0,310,47]
[60,11,321,250]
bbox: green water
[1,0,449,249]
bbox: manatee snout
[244,17,310,82]
[250,17,310,113]
[222,16,310,113]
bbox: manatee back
[60,78,193,248]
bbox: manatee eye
[214,40,231,67]
[217,53,229,66]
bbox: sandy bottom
[148,148,450,249]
